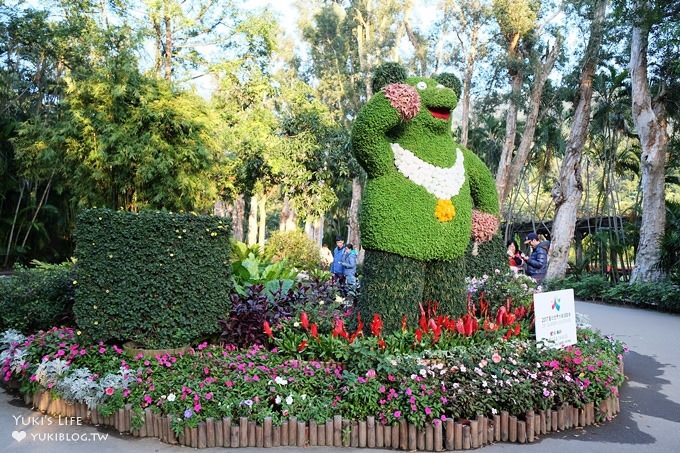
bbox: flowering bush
[467,269,539,313]
[1,317,626,434]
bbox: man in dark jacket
[523,232,550,283]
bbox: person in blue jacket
[331,236,346,283]
[341,243,358,288]
[523,232,550,283]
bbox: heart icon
[12,430,27,442]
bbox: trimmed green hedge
[0,263,75,333]
[73,209,232,348]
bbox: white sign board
[533,289,577,349]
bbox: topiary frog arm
[351,84,420,178]
[464,148,500,216]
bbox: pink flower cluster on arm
[471,210,499,243]
[382,83,420,120]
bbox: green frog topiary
[351,63,500,332]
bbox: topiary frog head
[405,76,459,134]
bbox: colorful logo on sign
[551,298,561,311]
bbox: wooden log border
[11,387,622,451]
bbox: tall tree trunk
[547,0,607,280]
[247,194,258,246]
[495,71,522,205]
[460,21,480,147]
[258,195,266,248]
[629,3,668,283]
[304,217,323,246]
[496,41,561,210]
[164,9,172,80]
[215,195,245,242]
[4,181,25,267]
[279,196,297,232]
[20,173,54,249]
[347,177,362,247]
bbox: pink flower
[573,357,582,365]
[393,410,401,418]
[471,210,499,243]
[205,392,213,401]
[105,387,115,396]
[123,389,130,398]
[365,369,377,379]
[194,403,202,412]
[98,346,106,354]
[143,395,153,405]
[425,407,432,415]
[382,83,421,120]
[491,352,502,363]
[56,349,65,357]
[225,380,234,388]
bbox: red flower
[300,312,309,331]
[310,323,319,339]
[263,321,273,338]
[332,318,349,339]
[401,315,408,332]
[370,314,383,337]
[418,303,428,331]
[297,340,308,352]
[513,323,521,336]
[415,328,423,342]
[377,338,386,350]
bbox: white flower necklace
[391,143,466,199]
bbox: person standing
[341,243,358,288]
[331,236,346,283]
[523,232,550,283]
[506,240,524,274]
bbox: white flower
[285,395,294,405]
[167,393,176,402]
[335,295,345,303]
[301,394,307,400]
[275,395,282,405]
[391,144,466,199]
[275,376,288,385]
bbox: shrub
[0,261,75,333]
[264,230,321,271]
[73,209,232,348]
[545,274,610,301]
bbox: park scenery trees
[0,0,677,448]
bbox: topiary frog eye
[416,81,427,90]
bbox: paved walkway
[2,301,680,452]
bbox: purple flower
[184,409,193,419]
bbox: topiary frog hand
[471,210,500,243]
[382,83,421,121]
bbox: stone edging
[22,389,621,450]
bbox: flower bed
[1,305,627,451]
